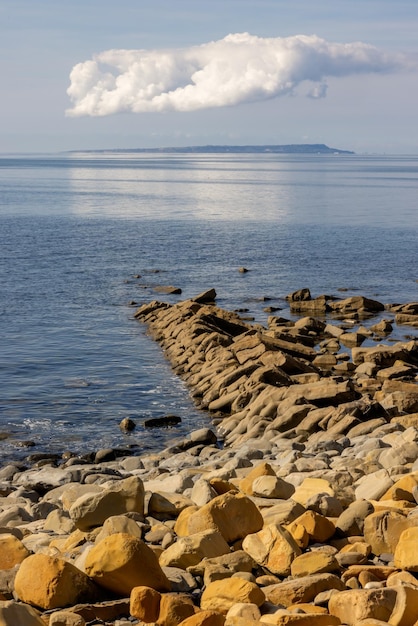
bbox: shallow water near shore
[0,152,417,464]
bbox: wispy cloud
[66,32,411,117]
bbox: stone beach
[1,287,418,626]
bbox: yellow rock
[55,528,89,554]
[263,573,346,607]
[363,510,412,555]
[209,478,237,495]
[94,514,143,543]
[49,610,86,625]
[0,600,44,626]
[201,578,265,614]
[261,498,306,525]
[159,530,230,569]
[178,610,225,626]
[380,473,418,503]
[386,571,418,587]
[0,534,30,570]
[284,521,310,549]
[371,499,416,514]
[225,602,261,621]
[287,604,327,614]
[239,462,277,495]
[292,510,335,543]
[388,583,418,626]
[259,611,340,625]
[84,533,170,596]
[182,492,263,544]
[394,527,418,571]
[69,475,145,531]
[339,541,371,557]
[14,553,97,610]
[225,618,263,626]
[242,523,301,576]
[174,506,200,536]
[130,586,161,622]
[328,588,397,625]
[356,617,388,626]
[291,478,334,507]
[340,565,398,585]
[158,593,197,626]
[290,550,340,577]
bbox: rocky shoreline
[1,288,418,625]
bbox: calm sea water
[0,152,417,464]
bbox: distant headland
[72,144,354,155]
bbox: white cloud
[66,32,411,117]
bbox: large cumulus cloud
[66,32,410,116]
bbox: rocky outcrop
[133,290,417,450]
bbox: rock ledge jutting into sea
[0,287,418,625]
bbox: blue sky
[1,0,418,153]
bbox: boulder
[159,530,230,569]
[84,533,170,596]
[260,614,340,626]
[291,510,335,543]
[69,475,145,530]
[0,534,30,570]
[189,551,255,586]
[290,550,340,577]
[380,473,418,503]
[200,578,265,614]
[14,554,97,610]
[180,492,263,543]
[94,514,143,543]
[238,462,277,496]
[129,586,161,622]
[242,524,301,576]
[251,476,295,500]
[363,510,413,556]
[335,500,374,537]
[394,526,418,571]
[263,573,346,607]
[328,588,397,625]
[261,500,306,527]
[148,491,195,519]
[225,603,261,622]
[0,600,44,626]
[291,478,334,507]
[179,611,225,626]
[48,611,86,625]
[157,593,197,626]
[388,583,418,626]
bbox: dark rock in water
[14,440,36,448]
[286,288,311,301]
[153,285,182,295]
[239,267,249,273]
[128,300,138,306]
[144,415,182,428]
[26,453,60,463]
[192,288,217,303]
[94,448,116,463]
[119,417,136,432]
[263,306,282,313]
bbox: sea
[0,151,417,465]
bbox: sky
[1,0,418,154]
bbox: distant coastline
[70,143,355,155]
